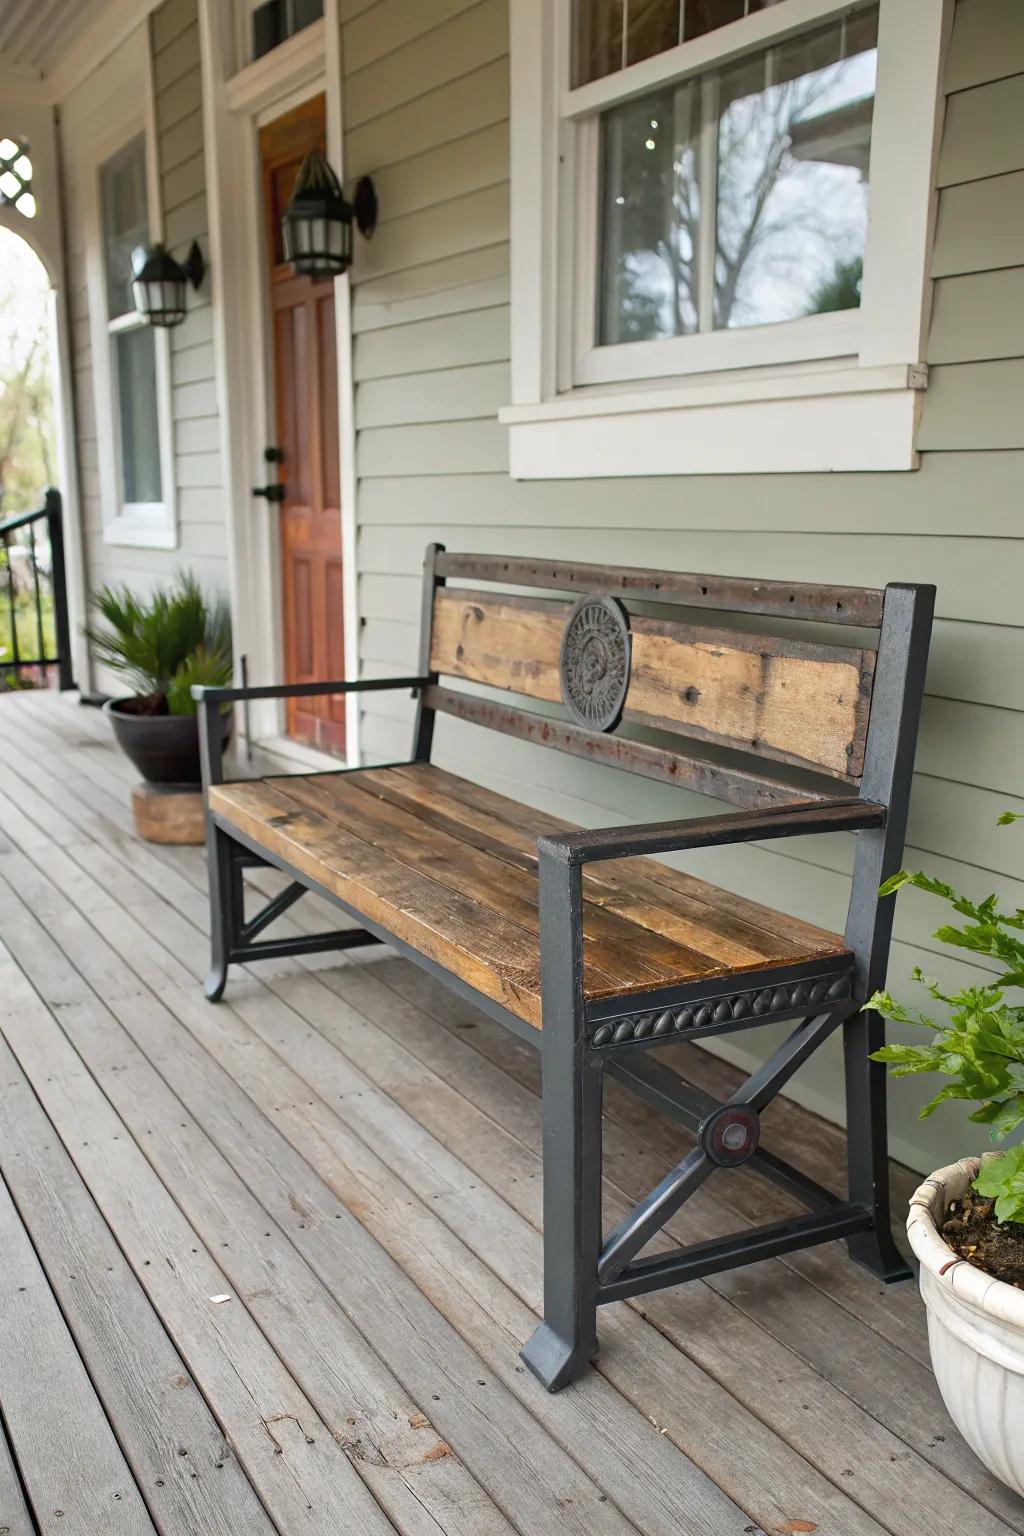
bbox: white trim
[224,17,327,114]
[83,34,177,549]
[198,0,361,764]
[508,0,952,476]
[508,386,922,478]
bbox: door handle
[254,445,285,501]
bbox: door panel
[259,94,345,754]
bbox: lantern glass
[281,148,354,278]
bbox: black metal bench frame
[196,545,934,1393]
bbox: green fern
[87,572,231,715]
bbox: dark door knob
[253,483,285,502]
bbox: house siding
[342,0,1024,1173]
[62,0,226,641]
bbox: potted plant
[89,572,232,786]
[868,810,1024,1495]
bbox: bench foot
[520,1321,598,1393]
[205,962,229,1003]
[847,1226,914,1284]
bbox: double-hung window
[504,0,950,476]
[90,130,176,547]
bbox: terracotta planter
[104,697,230,787]
[908,1157,1024,1496]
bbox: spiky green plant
[87,572,231,716]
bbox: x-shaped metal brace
[597,1010,852,1288]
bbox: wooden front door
[259,95,345,753]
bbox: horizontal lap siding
[345,0,1023,1172]
[62,0,227,644]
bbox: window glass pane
[574,0,625,86]
[715,9,877,328]
[575,0,788,84]
[626,0,680,67]
[100,136,149,319]
[596,6,878,346]
[114,326,162,503]
[599,81,701,344]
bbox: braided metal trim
[589,972,852,1049]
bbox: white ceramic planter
[908,1156,1024,1496]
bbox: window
[250,0,324,61]
[503,0,948,477]
[0,135,35,219]
[90,131,176,546]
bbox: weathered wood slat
[433,551,886,626]
[0,1162,157,1536]
[210,767,847,1025]
[0,950,398,1536]
[0,1032,278,1536]
[0,1399,40,1536]
[277,772,723,985]
[355,763,843,964]
[430,587,875,776]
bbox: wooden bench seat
[211,762,850,1028]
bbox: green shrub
[87,571,231,716]
[868,812,1024,1223]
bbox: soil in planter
[117,692,170,716]
[943,1185,1024,1286]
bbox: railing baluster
[0,489,74,692]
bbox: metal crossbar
[597,1011,848,1284]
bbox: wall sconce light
[281,148,377,279]
[132,240,205,327]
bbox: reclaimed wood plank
[0,1033,278,1536]
[362,762,844,957]
[430,587,874,776]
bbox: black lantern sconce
[281,147,377,280]
[132,240,205,327]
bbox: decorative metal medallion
[559,594,631,733]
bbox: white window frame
[502,0,953,477]
[85,37,177,550]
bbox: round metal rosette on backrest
[559,593,632,733]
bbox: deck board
[0,691,1021,1536]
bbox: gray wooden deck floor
[0,689,1019,1536]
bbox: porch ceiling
[0,0,142,95]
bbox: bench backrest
[416,547,934,817]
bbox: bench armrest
[194,674,430,787]
[191,674,430,705]
[537,798,886,868]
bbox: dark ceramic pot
[104,698,231,787]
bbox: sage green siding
[343,0,1024,1173]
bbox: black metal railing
[0,487,74,692]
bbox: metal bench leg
[205,824,241,1003]
[521,854,602,1392]
[842,1009,913,1281]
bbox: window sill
[500,363,927,478]
[102,512,178,550]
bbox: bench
[195,546,934,1392]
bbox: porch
[0,686,1016,1536]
